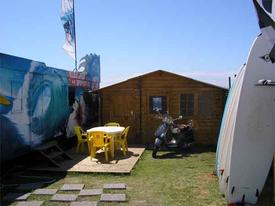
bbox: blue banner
[61,0,75,59]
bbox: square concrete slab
[16,201,44,206]
[79,189,103,196]
[60,183,84,191]
[103,183,126,189]
[33,188,58,195]
[130,200,148,205]
[3,193,31,201]
[16,183,43,191]
[100,194,126,202]
[70,201,98,206]
[51,194,78,202]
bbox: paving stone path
[79,189,103,196]
[100,194,127,202]
[33,188,58,195]
[16,201,44,206]
[51,194,78,202]
[103,183,127,190]
[70,201,98,206]
[2,183,128,205]
[60,183,85,191]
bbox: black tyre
[152,147,158,158]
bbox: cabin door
[109,94,141,144]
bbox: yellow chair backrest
[104,122,120,127]
[75,126,85,141]
[121,126,130,140]
[89,131,109,147]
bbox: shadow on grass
[94,150,139,164]
[0,141,70,205]
[149,143,217,159]
[156,151,190,159]
[1,165,67,205]
[186,144,217,153]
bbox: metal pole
[73,0,77,71]
[228,76,232,89]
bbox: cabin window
[149,96,167,113]
[180,94,194,116]
[198,93,213,117]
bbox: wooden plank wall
[98,71,227,145]
[99,79,142,144]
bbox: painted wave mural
[0,53,100,161]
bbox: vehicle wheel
[152,147,158,158]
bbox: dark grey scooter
[152,112,194,158]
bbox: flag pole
[73,0,77,71]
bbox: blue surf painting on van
[0,53,100,161]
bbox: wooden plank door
[109,94,141,144]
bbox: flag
[61,0,75,59]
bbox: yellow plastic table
[87,126,125,158]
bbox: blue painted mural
[0,53,100,161]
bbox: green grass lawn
[2,148,274,205]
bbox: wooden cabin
[96,70,228,145]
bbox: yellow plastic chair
[88,131,111,161]
[114,126,130,156]
[74,126,89,153]
[104,122,120,127]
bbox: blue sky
[1,0,260,88]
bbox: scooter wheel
[152,148,158,158]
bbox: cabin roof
[96,69,228,91]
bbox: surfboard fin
[226,176,229,183]
[256,189,259,197]
[241,194,245,204]
[231,186,235,194]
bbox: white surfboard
[225,31,275,204]
[216,65,245,172]
[216,65,245,174]
[217,66,246,194]
[216,65,245,170]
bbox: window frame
[149,96,167,114]
[198,92,214,117]
[180,93,194,117]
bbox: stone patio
[1,183,128,205]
